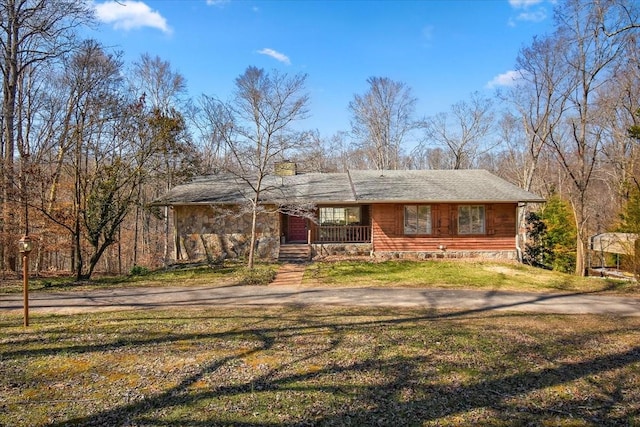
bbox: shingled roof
[154,169,544,206]
[348,170,544,203]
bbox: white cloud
[206,0,230,6]
[257,48,291,65]
[508,0,544,8]
[94,1,171,34]
[515,8,547,23]
[507,0,548,26]
[486,70,527,88]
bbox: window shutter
[451,204,457,235]
[432,205,440,236]
[487,204,495,235]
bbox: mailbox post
[18,236,33,327]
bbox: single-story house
[154,167,545,262]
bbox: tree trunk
[247,205,258,270]
[575,233,585,276]
[133,188,140,266]
[74,220,83,281]
[163,205,170,267]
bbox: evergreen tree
[540,195,577,273]
[524,196,577,273]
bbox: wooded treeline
[1,0,639,279]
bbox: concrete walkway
[1,285,639,316]
[270,263,306,286]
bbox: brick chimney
[275,161,297,176]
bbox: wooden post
[18,236,33,327]
[23,253,29,327]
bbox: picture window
[404,205,432,234]
[458,205,485,234]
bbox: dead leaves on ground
[1,308,639,426]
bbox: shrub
[129,265,150,276]
[523,211,551,268]
[238,266,276,286]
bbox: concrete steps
[278,244,310,263]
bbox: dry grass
[304,259,639,295]
[0,262,277,294]
[1,306,639,426]
[2,259,637,296]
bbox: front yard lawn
[0,262,277,294]
[304,259,639,295]
[1,306,639,426]
[1,259,637,296]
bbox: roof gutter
[157,198,545,207]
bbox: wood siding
[372,203,517,252]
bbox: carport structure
[590,232,638,275]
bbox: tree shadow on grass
[2,286,619,360]
[43,343,640,426]
[15,307,635,427]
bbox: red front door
[287,216,307,242]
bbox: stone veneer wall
[173,205,280,262]
[311,244,516,260]
[372,250,518,260]
[311,243,373,258]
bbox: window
[404,205,431,234]
[458,205,485,234]
[319,207,361,225]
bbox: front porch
[281,205,372,245]
[282,218,372,245]
[310,225,371,243]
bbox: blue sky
[90,0,556,139]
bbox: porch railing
[310,225,371,243]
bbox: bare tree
[293,130,338,172]
[420,92,495,169]
[409,145,449,170]
[129,54,192,268]
[130,53,187,112]
[30,40,120,275]
[349,76,418,170]
[200,66,311,268]
[598,0,640,36]
[497,35,570,260]
[23,40,169,280]
[598,45,640,199]
[190,94,230,174]
[507,37,570,192]
[542,0,636,275]
[0,0,93,271]
[60,41,124,279]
